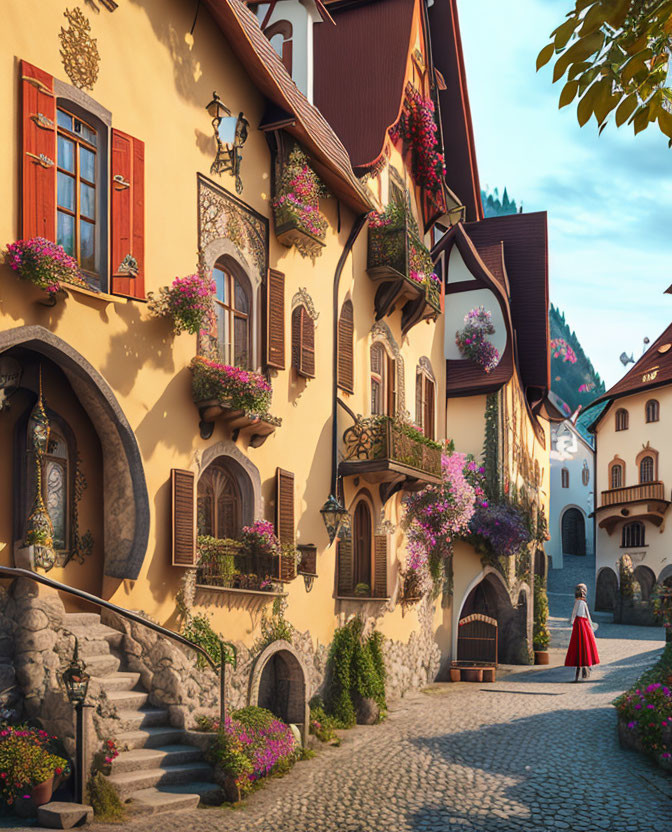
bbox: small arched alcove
[595,567,618,611]
[248,640,309,743]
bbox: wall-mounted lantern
[206,91,249,194]
[320,494,348,545]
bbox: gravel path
[90,623,672,831]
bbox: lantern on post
[61,639,91,805]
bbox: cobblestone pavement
[92,624,670,832]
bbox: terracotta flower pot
[449,668,461,682]
[534,650,550,665]
[30,775,54,806]
[482,667,496,683]
[461,668,483,683]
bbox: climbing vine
[483,392,500,502]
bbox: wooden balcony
[600,482,666,508]
[339,416,442,500]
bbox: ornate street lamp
[320,494,348,545]
[62,639,90,804]
[206,92,249,193]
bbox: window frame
[213,259,253,370]
[415,365,436,440]
[561,507,586,556]
[370,342,396,417]
[352,496,373,592]
[615,408,629,431]
[640,455,655,484]
[622,521,646,549]
[291,304,315,379]
[197,459,244,540]
[646,399,660,423]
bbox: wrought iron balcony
[599,481,666,508]
[340,416,442,486]
[367,218,441,333]
[196,537,295,594]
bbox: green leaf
[559,79,579,108]
[536,43,555,71]
[615,93,637,126]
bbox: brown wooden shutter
[291,306,301,373]
[171,469,196,567]
[373,534,388,598]
[266,269,285,369]
[297,307,316,378]
[21,61,57,240]
[275,468,296,581]
[337,523,354,596]
[337,300,354,393]
[416,373,424,430]
[111,129,145,298]
[387,355,397,415]
[424,379,435,440]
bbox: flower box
[272,146,328,257]
[274,206,327,252]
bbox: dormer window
[264,20,293,74]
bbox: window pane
[58,135,75,172]
[234,277,249,313]
[371,380,381,415]
[57,211,75,256]
[80,182,96,219]
[234,317,249,368]
[57,172,75,211]
[197,496,213,536]
[57,110,72,131]
[80,122,97,146]
[80,221,95,272]
[48,432,67,459]
[217,307,231,364]
[45,460,67,550]
[213,267,227,303]
[80,147,96,183]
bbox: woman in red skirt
[565,583,600,681]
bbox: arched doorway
[249,640,309,742]
[595,568,618,611]
[562,508,586,556]
[634,565,656,601]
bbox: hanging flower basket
[273,147,328,257]
[148,272,215,335]
[455,306,500,373]
[4,237,89,300]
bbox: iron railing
[196,539,291,589]
[600,481,666,507]
[0,566,235,723]
[342,416,442,478]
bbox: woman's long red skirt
[564,616,600,667]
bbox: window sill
[336,595,390,602]
[63,283,128,304]
[195,583,287,598]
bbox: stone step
[117,708,171,730]
[66,622,123,650]
[107,689,149,711]
[107,763,214,800]
[63,612,101,628]
[89,672,141,695]
[117,726,186,751]
[124,783,222,816]
[111,745,203,774]
[72,637,112,658]
[81,653,120,677]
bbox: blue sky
[457,0,672,388]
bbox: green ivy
[483,393,500,502]
[182,611,234,669]
[533,575,551,651]
[87,772,126,822]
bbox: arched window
[197,460,243,540]
[610,462,623,489]
[352,499,372,592]
[646,400,659,423]
[561,468,569,489]
[561,508,585,556]
[43,429,69,552]
[581,461,590,486]
[264,20,293,74]
[291,305,315,378]
[615,408,629,431]
[622,521,645,548]
[640,455,655,483]
[415,362,435,439]
[213,260,252,369]
[337,301,354,393]
[370,343,395,416]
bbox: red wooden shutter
[337,300,354,393]
[337,523,354,596]
[20,61,57,240]
[275,468,296,581]
[171,469,196,567]
[373,535,388,598]
[266,270,285,369]
[111,129,145,299]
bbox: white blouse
[570,599,596,629]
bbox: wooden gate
[457,613,498,666]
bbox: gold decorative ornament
[59,8,100,91]
[642,367,659,383]
[25,369,56,572]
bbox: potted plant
[4,237,90,302]
[354,583,371,597]
[148,270,215,335]
[0,724,70,812]
[533,575,551,664]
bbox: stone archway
[248,640,309,743]
[595,567,618,611]
[0,325,149,580]
[634,565,656,601]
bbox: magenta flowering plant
[389,85,446,196]
[455,306,500,373]
[240,520,280,557]
[550,337,577,364]
[616,681,672,762]
[0,724,70,806]
[273,147,328,246]
[402,448,477,595]
[190,356,273,415]
[467,502,531,558]
[4,237,88,295]
[148,271,215,335]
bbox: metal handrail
[0,565,236,721]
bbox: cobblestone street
[86,624,671,832]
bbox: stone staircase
[63,612,220,816]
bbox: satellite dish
[620,352,635,367]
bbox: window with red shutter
[111,128,145,299]
[266,270,285,369]
[337,300,354,393]
[171,469,196,567]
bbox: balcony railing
[341,416,442,480]
[600,481,666,508]
[196,538,295,592]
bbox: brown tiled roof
[313,0,415,168]
[429,0,483,222]
[587,322,672,418]
[204,0,374,212]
